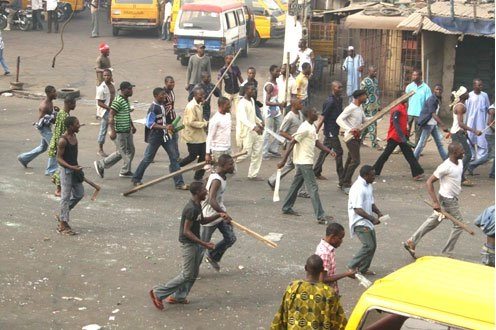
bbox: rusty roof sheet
[418,1,494,20]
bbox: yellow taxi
[346,257,494,330]
[111,0,162,36]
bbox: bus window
[225,11,237,28]
[236,9,245,25]
[179,11,221,31]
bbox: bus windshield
[179,10,221,31]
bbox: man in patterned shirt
[360,65,382,150]
[271,254,347,330]
[315,223,356,296]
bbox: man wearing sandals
[55,116,83,236]
[149,181,227,308]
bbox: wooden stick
[283,52,290,103]
[231,220,277,248]
[83,177,101,201]
[423,200,475,235]
[123,151,247,196]
[481,120,495,134]
[344,91,415,142]
[205,48,242,103]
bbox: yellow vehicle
[111,0,162,36]
[244,0,284,47]
[274,0,287,11]
[170,0,284,47]
[346,257,494,330]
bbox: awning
[344,11,412,30]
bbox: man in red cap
[95,43,112,88]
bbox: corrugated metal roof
[418,1,494,20]
[397,11,495,38]
[321,2,379,15]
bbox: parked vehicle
[244,0,284,47]
[346,257,494,330]
[110,0,162,36]
[0,1,32,31]
[173,2,249,66]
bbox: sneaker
[205,253,220,272]
[94,160,104,178]
[133,181,143,187]
[119,171,134,178]
[17,156,27,168]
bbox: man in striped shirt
[94,81,136,178]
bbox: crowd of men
[15,39,494,327]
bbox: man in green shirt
[94,81,137,178]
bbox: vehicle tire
[249,31,261,48]
[112,26,119,36]
[259,38,268,45]
[57,88,80,99]
[0,15,7,30]
[240,43,248,57]
[180,56,189,66]
[18,16,32,31]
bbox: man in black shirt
[150,182,226,309]
[315,81,344,184]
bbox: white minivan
[173,1,249,66]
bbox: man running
[149,181,224,309]
[55,116,83,236]
[201,154,236,271]
[403,142,468,258]
[17,85,59,174]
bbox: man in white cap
[342,46,364,102]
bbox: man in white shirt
[205,97,232,163]
[31,0,43,30]
[336,89,368,194]
[347,165,383,275]
[236,84,264,179]
[403,142,466,258]
[161,0,172,41]
[90,0,99,38]
[276,63,297,115]
[295,39,314,73]
[46,0,59,33]
[278,107,335,225]
[96,69,115,157]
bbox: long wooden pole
[423,200,475,235]
[344,91,415,142]
[231,220,277,248]
[204,48,243,103]
[123,151,247,196]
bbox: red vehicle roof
[181,1,243,13]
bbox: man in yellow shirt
[295,63,312,106]
[180,87,208,181]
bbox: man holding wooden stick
[403,142,467,258]
[200,154,236,271]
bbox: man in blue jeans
[18,86,59,175]
[200,154,236,271]
[468,104,495,178]
[414,84,448,161]
[132,87,188,189]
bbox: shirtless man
[17,85,59,175]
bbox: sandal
[149,290,164,310]
[56,220,77,236]
[402,241,416,259]
[165,296,190,304]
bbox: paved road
[1,10,494,330]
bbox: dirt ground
[0,11,494,330]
